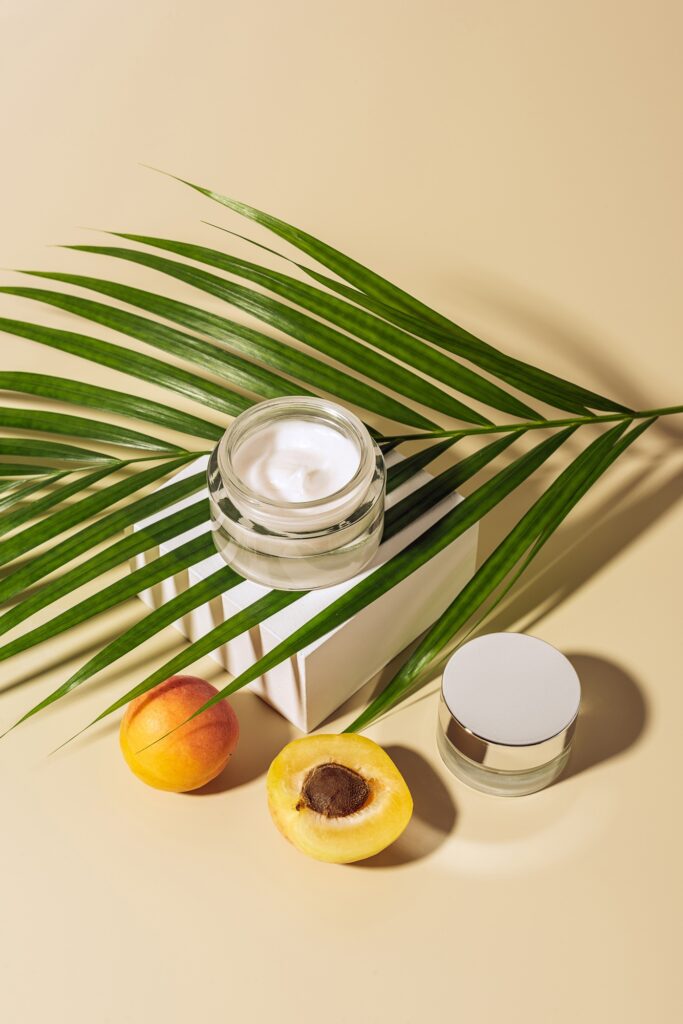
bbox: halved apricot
[266,734,413,863]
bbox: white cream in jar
[207,397,386,590]
[231,418,361,504]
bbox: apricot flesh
[267,734,413,863]
[120,676,239,792]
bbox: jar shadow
[354,745,457,868]
[557,653,648,784]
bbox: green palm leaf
[0,463,119,537]
[0,533,215,666]
[113,233,541,422]
[0,318,252,420]
[0,406,180,452]
[0,471,68,513]
[1,182,678,753]
[17,273,434,430]
[0,465,62,477]
[385,439,457,493]
[0,499,209,641]
[71,430,571,740]
[1,287,311,403]
[8,565,243,731]
[177,176,629,415]
[0,459,202,596]
[0,438,117,464]
[69,245,483,426]
[0,371,224,442]
[346,420,653,732]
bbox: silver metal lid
[440,633,581,772]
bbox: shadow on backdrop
[558,653,647,783]
[355,744,457,868]
[189,690,295,795]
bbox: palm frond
[0,405,180,452]
[112,233,541,422]
[176,175,630,414]
[0,371,225,442]
[66,430,573,740]
[0,534,214,666]
[0,459,202,598]
[0,179,678,749]
[14,274,435,429]
[67,245,481,425]
[346,419,654,731]
[0,317,252,419]
[0,499,209,642]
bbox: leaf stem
[379,405,683,444]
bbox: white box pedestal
[132,456,478,732]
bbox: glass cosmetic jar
[437,633,581,797]
[207,396,386,590]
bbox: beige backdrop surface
[1,2,681,1022]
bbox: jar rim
[217,396,376,513]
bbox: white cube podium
[132,455,478,732]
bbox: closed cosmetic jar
[437,633,581,796]
[207,397,386,590]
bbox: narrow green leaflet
[385,439,457,494]
[0,437,117,464]
[0,371,224,442]
[384,433,520,538]
[0,459,202,598]
[70,245,480,426]
[0,465,60,477]
[4,436,459,727]
[62,587,306,745]
[0,499,210,640]
[0,457,197,569]
[0,533,215,665]
[77,429,570,741]
[9,565,243,730]
[0,471,68,516]
[1,287,309,403]
[346,422,646,731]
[0,463,118,538]
[115,234,540,422]
[185,177,628,415]
[21,272,435,431]
[0,406,179,452]
[0,317,252,419]
[454,418,657,652]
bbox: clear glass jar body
[207,397,386,590]
[436,724,572,797]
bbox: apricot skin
[267,734,413,864]
[119,676,239,792]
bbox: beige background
[1,2,682,1022]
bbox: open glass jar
[207,397,386,590]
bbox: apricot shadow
[355,745,456,868]
[187,691,295,795]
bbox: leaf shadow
[482,463,683,634]
[440,271,683,444]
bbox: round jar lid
[440,633,581,772]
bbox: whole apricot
[119,676,239,792]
